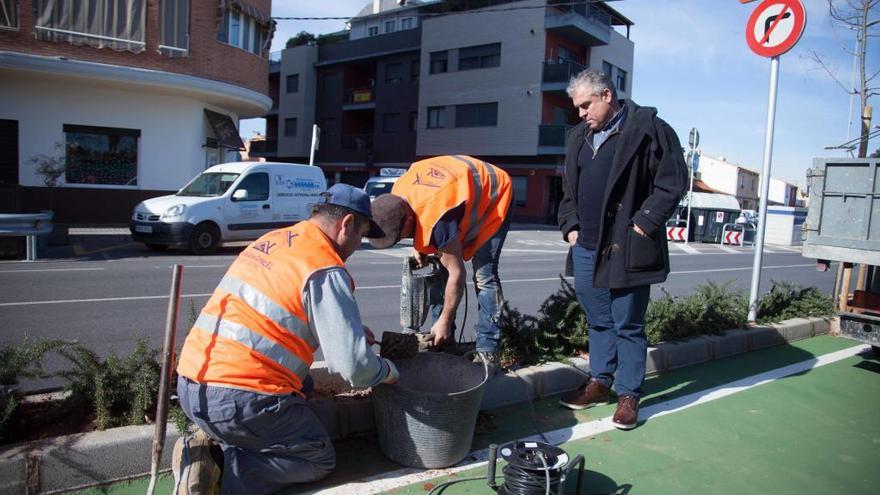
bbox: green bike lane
[75,336,879,495]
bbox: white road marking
[670,243,700,254]
[309,344,869,495]
[0,267,105,274]
[718,245,740,253]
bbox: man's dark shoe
[612,395,640,430]
[559,379,611,410]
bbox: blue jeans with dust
[429,213,511,353]
[572,244,651,397]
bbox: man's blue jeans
[429,213,511,353]
[571,244,650,397]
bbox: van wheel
[145,244,168,252]
[189,223,220,255]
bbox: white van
[130,162,326,254]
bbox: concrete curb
[0,316,834,493]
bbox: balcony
[545,2,611,46]
[343,87,376,110]
[248,139,277,157]
[542,60,585,92]
[538,124,572,155]
[342,134,373,151]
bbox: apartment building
[0,0,273,223]
[258,0,634,223]
[696,154,761,211]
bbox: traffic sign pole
[747,56,780,323]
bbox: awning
[204,109,245,150]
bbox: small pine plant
[0,338,69,440]
[757,281,835,323]
[57,338,161,430]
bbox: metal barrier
[0,211,53,261]
[665,218,689,242]
[721,222,756,246]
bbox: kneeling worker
[174,184,398,495]
[369,155,512,372]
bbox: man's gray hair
[566,69,617,99]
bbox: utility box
[802,158,880,264]
[765,206,808,246]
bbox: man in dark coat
[557,69,687,429]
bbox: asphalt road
[1,227,834,390]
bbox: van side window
[233,172,269,201]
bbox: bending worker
[369,155,512,372]
[174,184,398,495]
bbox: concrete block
[813,317,833,336]
[0,447,26,495]
[772,318,815,342]
[529,359,590,399]
[38,425,178,493]
[748,325,786,350]
[645,346,666,375]
[706,329,750,360]
[657,336,712,371]
[481,368,536,410]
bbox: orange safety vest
[392,155,512,261]
[177,221,347,396]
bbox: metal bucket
[372,352,488,469]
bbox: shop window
[63,124,139,186]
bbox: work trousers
[429,212,511,353]
[177,377,335,495]
[571,244,651,397]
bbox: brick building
[0,0,273,223]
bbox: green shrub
[646,282,746,344]
[757,281,836,323]
[57,338,160,430]
[0,338,68,440]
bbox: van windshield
[177,173,240,197]
[365,181,395,198]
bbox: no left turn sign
[745,0,806,57]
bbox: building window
[385,63,403,84]
[63,124,139,186]
[409,111,418,131]
[400,17,413,30]
[367,25,378,36]
[429,51,448,74]
[285,118,297,137]
[602,60,613,78]
[219,5,269,57]
[458,43,501,71]
[427,106,445,129]
[410,59,420,81]
[233,172,269,201]
[159,0,189,56]
[512,176,528,207]
[616,68,627,93]
[287,74,299,93]
[1,0,19,30]
[383,113,401,133]
[455,103,498,128]
[34,0,146,52]
[384,19,395,33]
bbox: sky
[241,0,879,187]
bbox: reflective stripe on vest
[216,275,318,350]
[450,155,501,246]
[193,313,310,381]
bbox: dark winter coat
[558,101,688,289]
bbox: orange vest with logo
[177,221,347,396]
[392,155,512,261]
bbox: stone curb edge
[0,316,834,494]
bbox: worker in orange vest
[173,183,398,495]
[369,155,513,373]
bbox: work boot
[473,351,503,377]
[172,429,221,495]
[558,379,611,410]
[612,395,640,430]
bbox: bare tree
[810,0,879,157]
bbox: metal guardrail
[0,211,53,261]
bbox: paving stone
[657,336,712,371]
[706,329,749,359]
[0,449,25,494]
[748,325,786,350]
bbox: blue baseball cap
[319,183,385,238]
